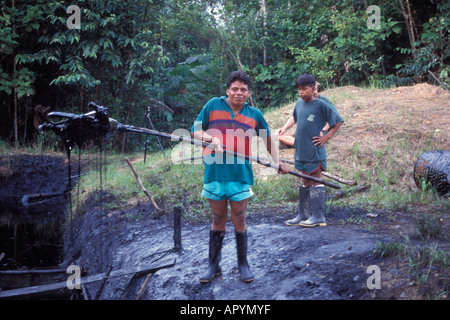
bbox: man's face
[297,85,315,102]
[226,81,251,108]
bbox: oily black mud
[62,197,391,300]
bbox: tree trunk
[398,0,416,51]
[12,0,18,147]
[261,0,268,67]
[79,86,84,113]
[13,57,18,148]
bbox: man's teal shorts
[202,181,253,202]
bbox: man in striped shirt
[191,71,288,283]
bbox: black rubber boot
[286,186,310,226]
[299,185,327,227]
[199,230,225,283]
[235,229,254,283]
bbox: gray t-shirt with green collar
[292,97,343,163]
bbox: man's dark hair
[296,74,316,88]
[227,71,252,89]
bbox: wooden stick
[81,283,90,300]
[136,273,152,300]
[125,157,161,212]
[331,183,371,199]
[178,156,357,186]
[0,258,176,298]
[428,70,449,90]
[322,172,358,186]
[148,98,174,115]
[94,266,113,300]
[277,157,357,186]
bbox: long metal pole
[118,125,341,189]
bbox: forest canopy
[1,0,448,150]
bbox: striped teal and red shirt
[191,96,270,185]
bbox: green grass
[374,210,448,292]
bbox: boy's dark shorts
[294,160,327,175]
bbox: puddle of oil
[0,155,70,271]
[0,198,66,270]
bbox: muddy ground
[1,153,448,301]
[63,193,447,301]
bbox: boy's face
[297,85,315,102]
[226,80,251,108]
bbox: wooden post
[173,207,182,252]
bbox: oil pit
[0,155,70,297]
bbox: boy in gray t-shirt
[276,82,339,146]
[278,74,343,227]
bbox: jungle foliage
[0,0,448,151]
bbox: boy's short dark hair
[296,74,316,88]
[227,71,252,89]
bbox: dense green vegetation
[1,0,449,151]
